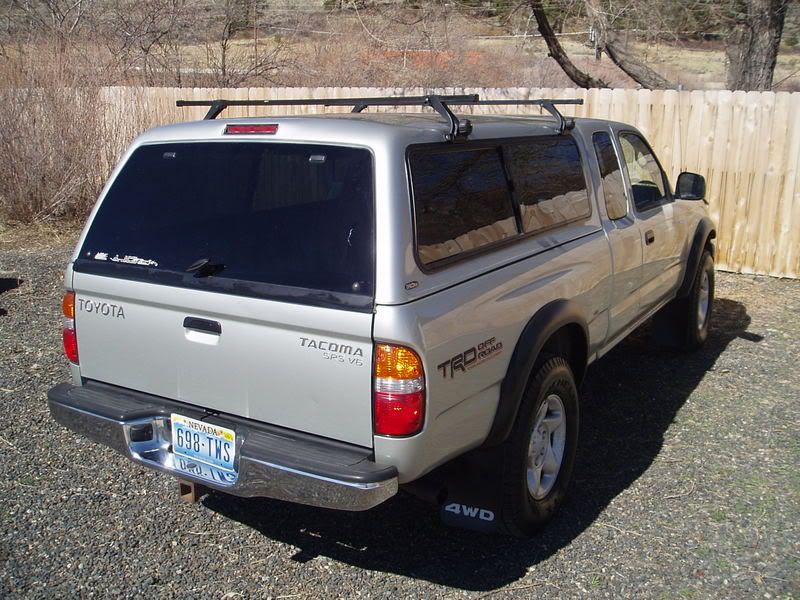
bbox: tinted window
[409,147,516,265]
[79,143,374,306]
[504,137,591,234]
[592,131,628,220]
[618,132,668,210]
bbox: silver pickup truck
[48,94,715,536]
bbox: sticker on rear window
[107,254,159,267]
[89,251,157,267]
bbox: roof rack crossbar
[460,98,583,133]
[175,95,582,137]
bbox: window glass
[618,133,667,210]
[504,136,591,234]
[409,147,517,265]
[592,131,628,220]
[79,143,374,302]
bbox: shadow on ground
[0,277,23,317]
[203,297,758,591]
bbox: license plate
[171,413,236,472]
[173,456,237,485]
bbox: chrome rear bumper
[48,382,398,511]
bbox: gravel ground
[1,232,798,599]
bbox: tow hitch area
[179,480,209,504]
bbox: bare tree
[10,0,87,52]
[726,0,789,91]
[104,0,187,86]
[582,0,675,89]
[204,0,287,87]
[529,0,608,88]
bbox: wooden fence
[102,86,800,279]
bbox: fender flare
[676,217,716,299]
[482,299,589,447]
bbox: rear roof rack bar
[176,95,583,139]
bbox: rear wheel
[500,356,579,536]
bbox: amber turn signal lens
[374,344,423,379]
[62,291,75,319]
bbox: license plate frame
[170,413,236,473]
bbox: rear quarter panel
[373,231,612,483]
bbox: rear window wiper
[186,258,225,278]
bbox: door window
[592,131,628,220]
[618,133,668,211]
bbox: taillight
[224,124,278,135]
[62,291,78,364]
[373,344,425,436]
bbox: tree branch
[529,0,608,89]
[584,0,675,89]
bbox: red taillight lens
[224,124,279,135]
[63,327,79,364]
[373,344,425,436]
[62,291,78,364]
[374,390,425,436]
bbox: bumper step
[48,382,398,511]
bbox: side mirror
[676,171,706,201]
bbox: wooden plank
[659,90,678,178]
[729,91,762,273]
[672,91,692,179]
[766,92,797,277]
[683,90,705,173]
[595,87,613,121]
[782,94,800,278]
[707,91,734,270]
[745,91,776,274]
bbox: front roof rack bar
[176,95,582,139]
[468,98,583,133]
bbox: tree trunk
[529,0,608,89]
[726,0,788,91]
[584,0,676,89]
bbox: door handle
[645,230,655,245]
[183,316,222,335]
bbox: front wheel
[652,249,715,351]
[685,250,715,349]
[500,356,579,536]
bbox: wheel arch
[677,217,716,299]
[482,299,589,448]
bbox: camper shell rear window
[75,142,375,311]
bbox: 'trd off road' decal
[437,336,503,379]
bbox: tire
[652,250,714,351]
[684,250,714,349]
[500,356,579,537]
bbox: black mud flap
[405,447,509,535]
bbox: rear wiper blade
[185,258,225,278]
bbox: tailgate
[70,140,377,448]
[73,273,374,448]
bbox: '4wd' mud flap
[404,447,509,535]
